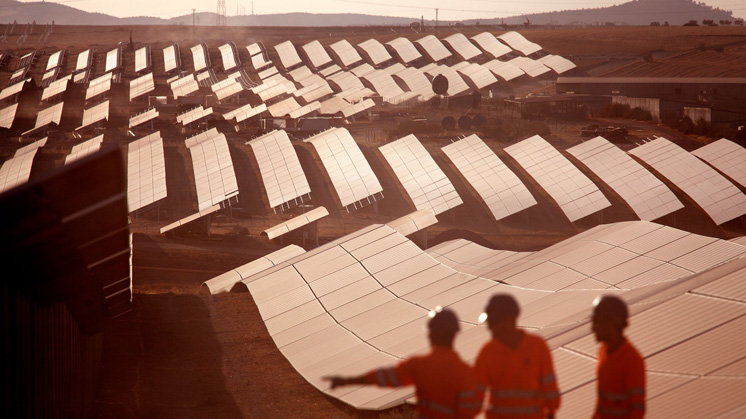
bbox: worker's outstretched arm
[324,375,368,390]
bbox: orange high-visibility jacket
[594,339,646,419]
[364,346,483,419]
[475,331,560,419]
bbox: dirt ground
[1,23,745,418]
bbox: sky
[15,0,746,20]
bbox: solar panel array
[223,219,746,412]
[41,75,70,101]
[385,37,422,64]
[191,44,209,72]
[246,130,312,210]
[75,49,92,72]
[127,132,167,213]
[415,35,452,62]
[264,206,330,240]
[505,135,611,222]
[497,31,542,56]
[0,103,18,129]
[442,33,482,61]
[379,134,462,215]
[0,80,27,102]
[218,43,238,71]
[538,55,577,74]
[86,73,112,101]
[301,40,334,70]
[105,47,120,72]
[170,74,200,98]
[129,72,154,101]
[64,135,103,166]
[274,40,303,70]
[692,138,746,189]
[329,40,363,68]
[483,60,525,82]
[129,107,159,129]
[629,137,746,225]
[163,45,179,73]
[357,39,392,66]
[442,134,536,220]
[0,138,46,194]
[470,32,512,59]
[452,62,498,90]
[303,128,383,210]
[422,64,470,96]
[223,102,268,123]
[176,106,213,127]
[78,100,109,131]
[134,46,150,73]
[24,102,64,136]
[567,136,683,221]
[507,56,552,78]
[185,128,239,211]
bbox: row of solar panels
[201,213,746,415]
[4,125,745,243]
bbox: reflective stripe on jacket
[593,339,646,419]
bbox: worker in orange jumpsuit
[324,307,483,419]
[591,295,645,419]
[474,293,560,419]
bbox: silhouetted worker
[592,295,645,419]
[475,294,560,419]
[324,307,482,419]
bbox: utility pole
[192,9,196,39]
[217,0,227,26]
[435,8,439,33]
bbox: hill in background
[0,0,737,27]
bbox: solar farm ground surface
[1,24,745,418]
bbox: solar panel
[319,96,375,118]
[506,56,552,78]
[470,32,512,59]
[303,127,384,210]
[185,128,239,211]
[104,47,120,72]
[505,135,611,222]
[385,209,439,236]
[360,70,420,105]
[0,138,46,193]
[538,54,576,74]
[267,97,321,119]
[246,130,312,210]
[452,62,498,90]
[252,76,296,102]
[129,107,159,129]
[211,76,244,101]
[201,245,307,294]
[629,137,746,225]
[75,49,92,71]
[274,40,303,70]
[357,39,392,66]
[134,46,150,73]
[170,74,199,98]
[0,80,27,102]
[692,138,746,189]
[442,33,482,61]
[64,135,103,166]
[385,37,422,64]
[414,35,452,62]
[301,40,333,70]
[264,206,329,240]
[442,134,536,220]
[23,102,64,136]
[497,31,542,56]
[218,43,238,71]
[329,39,363,68]
[41,75,70,101]
[222,102,267,123]
[129,72,154,101]
[46,50,63,71]
[319,64,342,77]
[293,82,334,104]
[77,100,109,132]
[422,65,469,96]
[159,204,221,234]
[482,59,525,82]
[127,131,167,213]
[567,136,683,221]
[176,106,213,126]
[191,44,208,72]
[247,42,272,70]
[86,72,112,101]
[380,134,462,215]
[0,103,18,129]
[162,45,179,73]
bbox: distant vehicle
[581,125,628,137]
